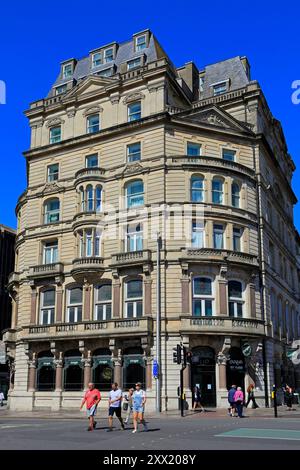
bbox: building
[0,224,16,398]
[4,30,300,411]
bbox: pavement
[1,404,300,450]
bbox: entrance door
[191,346,216,407]
[226,347,245,390]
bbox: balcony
[169,155,255,179]
[72,211,104,232]
[180,248,259,268]
[7,272,19,291]
[180,316,265,336]
[71,257,105,282]
[28,263,64,281]
[22,317,153,340]
[74,167,105,187]
[110,250,152,271]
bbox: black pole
[180,366,185,417]
[273,384,278,418]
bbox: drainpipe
[253,144,270,407]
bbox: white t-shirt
[109,389,122,408]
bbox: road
[0,413,300,450]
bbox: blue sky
[0,0,299,230]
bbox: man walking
[0,390,4,407]
[80,382,101,431]
[107,382,125,432]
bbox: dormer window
[92,52,102,68]
[96,68,113,77]
[135,35,147,51]
[63,63,73,79]
[127,57,142,71]
[104,48,114,63]
[55,84,67,95]
[212,81,228,96]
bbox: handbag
[123,402,129,411]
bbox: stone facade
[4,30,300,411]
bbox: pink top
[233,390,244,402]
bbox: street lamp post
[156,232,162,413]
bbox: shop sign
[242,343,252,357]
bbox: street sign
[242,343,252,357]
[153,359,159,378]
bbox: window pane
[106,304,112,320]
[50,127,61,143]
[187,143,201,156]
[48,164,59,181]
[127,302,134,318]
[127,280,142,299]
[86,155,98,168]
[127,143,141,162]
[229,302,235,317]
[228,281,242,298]
[205,300,212,316]
[43,290,55,307]
[69,307,75,323]
[96,304,104,321]
[92,52,102,67]
[98,284,112,301]
[136,301,143,317]
[193,300,201,316]
[69,288,82,304]
[237,303,243,317]
[87,114,100,133]
[128,102,141,122]
[223,149,235,161]
[194,278,212,295]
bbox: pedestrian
[234,386,244,418]
[285,385,294,411]
[80,382,101,431]
[123,388,134,424]
[132,382,148,433]
[193,386,205,412]
[245,384,259,409]
[0,390,4,407]
[107,382,125,432]
[227,385,237,417]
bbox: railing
[193,87,248,109]
[74,167,105,182]
[28,263,64,278]
[111,250,152,265]
[166,105,185,114]
[23,317,153,338]
[170,155,255,178]
[72,257,104,267]
[181,316,265,335]
[181,248,259,267]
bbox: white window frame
[124,280,143,318]
[191,176,204,202]
[228,280,244,318]
[212,178,224,204]
[55,84,67,95]
[187,142,201,157]
[40,289,55,325]
[67,287,83,323]
[86,114,100,134]
[127,142,141,162]
[231,182,240,208]
[103,47,114,63]
[85,154,98,168]
[44,199,60,224]
[192,277,214,317]
[191,221,205,248]
[127,102,141,122]
[92,51,102,68]
[94,284,112,321]
[49,126,61,144]
[233,226,243,251]
[43,241,58,264]
[222,148,236,161]
[126,224,143,252]
[47,163,59,182]
[62,63,73,79]
[135,34,147,51]
[126,180,144,208]
[213,224,224,249]
[127,57,142,70]
[211,80,229,96]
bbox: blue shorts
[86,404,97,417]
[133,405,144,413]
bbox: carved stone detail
[122,92,145,104]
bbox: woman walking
[193,386,205,412]
[285,385,294,411]
[123,388,134,424]
[245,384,259,409]
[132,382,148,433]
[234,387,244,418]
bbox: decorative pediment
[173,105,253,134]
[122,92,145,104]
[45,117,65,128]
[122,162,144,176]
[62,75,118,101]
[83,105,103,116]
[35,182,64,197]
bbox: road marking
[0,424,41,429]
[215,428,300,441]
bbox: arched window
[231,183,240,208]
[96,186,102,212]
[94,283,112,321]
[64,349,83,391]
[67,287,83,323]
[44,199,60,224]
[125,279,143,318]
[126,180,144,208]
[92,348,113,391]
[228,281,243,318]
[191,176,204,202]
[192,277,214,316]
[37,351,55,391]
[212,178,223,204]
[40,289,55,325]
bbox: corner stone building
[5,30,300,411]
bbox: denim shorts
[133,405,144,413]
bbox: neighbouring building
[0,224,16,398]
[4,30,300,411]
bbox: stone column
[28,356,37,392]
[56,287,63,322]
[113,351,123,388]
[218,281,228,316]
[144,277,152,316]
[30,286,37,324]
[82,357,92,390]
[84,283,91,320]
[54,356,63,391]
[183,364,191,390]
[112,277,121,318]
[145,357,152,391]
[217,353,227,389]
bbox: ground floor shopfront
[5,331,300,411]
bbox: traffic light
[182,346,187,366]
[173,344,182,364]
